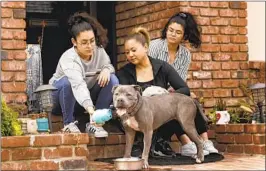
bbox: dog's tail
[193,99,209,123]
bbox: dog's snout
[117,98,124,103]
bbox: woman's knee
[109,74,119,86]
[55,76,72,90]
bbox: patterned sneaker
[181,142,209,157]
[85,123,108,138]
[62,121,81,133]
[203,140,218,153]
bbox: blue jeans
[51,74,119,126]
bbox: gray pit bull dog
[112,85,205,169]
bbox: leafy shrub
[1,98,23,136]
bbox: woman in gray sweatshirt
[49,12,118,137]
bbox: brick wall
[1,2,27,112]
[115,1,252,110]
[1,133,126,170]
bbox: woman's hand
[97,68,110,87]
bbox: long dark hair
[161,12,201,48]
[68,11,108,48]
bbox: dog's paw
[143,160,149,169]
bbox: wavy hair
[126,27,150,46]
[161,12,201,48]
[68,11,108,48]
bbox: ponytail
[126,27,150,46]
[161,12,201,48]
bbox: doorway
[26,1,117,84]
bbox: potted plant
[214,98,230,124]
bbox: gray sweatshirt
[49,46,115,110]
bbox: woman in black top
[117,27,211,158]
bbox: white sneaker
[203,140,218,153]
[181,142,209,157]
[62,121,81,133]
[86,123,108,138]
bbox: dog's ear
[112,85,119,94]
[132,85,142,94]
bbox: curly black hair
[161,12,201,48]
[68,11,108,48]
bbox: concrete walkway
[88,153,265,170]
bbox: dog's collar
[126,93,143,117]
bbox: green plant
[207,109,217,124]
[215,98,227,111]
[1,98,23,136]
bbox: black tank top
[137,80,154,91]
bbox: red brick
[202,62,220,70]
[1,8,13,18]
[196,17,210,26]
[1,162,29,170]
[187,80,202,89]
[192,53,211,61]
[179,1,188,6]
[201,35,211,42]
[219,9,238,17]
[216,144,227,152]
[238,28,247,35]
[221,45,239,52]
[207,130,216,139]
[231,71,249,79]
[213,89,231,97]
[203,90,213,97]
[235,134,253,144]
[189,62,201,70]
[210,18,229,26]
[245,144,265,155]
[13,30,26,40]
[15,72,27,81]
[216,134,235,143]
[104,144,125,159]
[211,35,230,43]
[210,2,229,8]
[230,18,247,27]
[249,61,261,69]
[201,26,219,35]
[222,62,239,70]
[2,93,27,103]
[190,2,209,7]
[212,53,231,61]
[12,148,41,160]
[30,161,59,170]
[238,10,247,18]
[230,35,247,43]
[239,62,249,69]
[200,8,219,16]
[239,44,248,52]
[204,98,216,108]
[8,51,27,60]
[13,9,26,19]
[258,124,265,133]
[233,89,244,97]
[60,159,87,170]
[252,134,265,144]
[75,146,89,159]
[1,136,30,147]
[1,72,14,81]
[43,147,72,159]
[87,146,104,160]
[2,82,26,93]
[220,27,238,35]
[231,53,248,61]
[245,125,259,133]
[1,29,13,39]
[192,71,212,79]
[1,149,10,161]
[62,133,90,145]
[227,145,244,153]
[202,80,221,88]
[229,2,247,9]
[213,71,231,78]
[179,7,199,16]
[33,135,62,147]
[201,44,220,52]
[1,2,25,8]
[221,80,239,88]
[1,18,26,29]
[166,2,180,8]
[1,40,26,50]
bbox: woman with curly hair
[49,12,118,136]
[148,12,218,157]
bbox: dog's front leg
[124,126,136,158]
[142,130,153,169]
